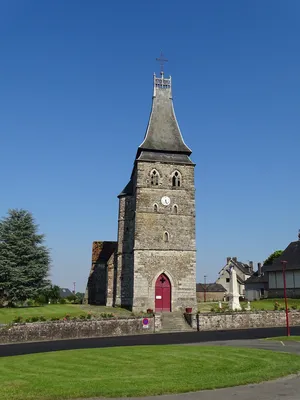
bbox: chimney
[258,262,262,275]
[249,261,253,273]
[232,257,237,262]
[226,257,231,264]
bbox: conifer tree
[0,209,50,305]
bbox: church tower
[116,66,197,312]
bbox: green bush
[291,305,298,310]
[39,315,47,322]
[50,316,60,321]
[59,298,66,304]
[12,316,23,323]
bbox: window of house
[150,169,159,186]
[172,171,181,187]
[226,278,230,283]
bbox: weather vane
[156,52,168,75]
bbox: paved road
[78,374,300,400]
[1,326,300,357]
[77,340,300,400]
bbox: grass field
[1,345,300,400]
[0,304,132,324]
[198,298,300,312]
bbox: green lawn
[198,298,300,312]
[265,336,300,342]
[1,345,300,399]
[0,304,133,324]
[0,304,86,324]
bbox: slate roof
[59,288,73,298]
[263,240,300,272]
[244,272,268,284]
[219,258,252,276]
[118,179,133,197]
[136,74,192,161]
[196,283,226,292]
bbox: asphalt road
[1,325,300,357]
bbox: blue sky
[1,1,300,291]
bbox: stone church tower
[85,69,197,312]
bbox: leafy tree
[0,209,51,305]
[263,250,283,266]
[75,292,84,304]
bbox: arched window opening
[172,171,181,187]
[150,169,159,186]
[173,205,178,214]
[153,203,158,212]
[163,231,169,242]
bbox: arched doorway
[155,273,171,312]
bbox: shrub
[64,314,71,321]
[50,316,60,321]
[79,314,87,319]
[26,299,35,307]
[39,315,47,322]
[291,305,297,310]
[13,316,23,323]
[30,316,39,322]
[274,302,280,311]
[86,312,92,320]
[59,298,66,304]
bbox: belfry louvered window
[150,170,159,186]
[172,171,181,187]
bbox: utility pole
[73,281,76,295]
[204,275,207,302]
[281,261,290,336]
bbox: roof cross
[156,52,168,75]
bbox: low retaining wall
[186,311,300,331]
[0,316,161,344]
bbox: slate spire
[136,70,192,161]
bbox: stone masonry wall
[186,311,300,331]
[132,161,197,312]
[0,316,161,344]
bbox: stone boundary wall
[0,316,161,344]
[185,311,300,331]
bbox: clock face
[161,196,170,206]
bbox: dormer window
[172,171,181,187]
[150,169,159,186]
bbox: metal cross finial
[156,52,168,75]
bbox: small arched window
[172,171,181,187]
[173,204,178,214]
[163,231,169,242]
[153,203,158,212]
[150,169,159,186]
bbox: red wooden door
[155,274,171,312]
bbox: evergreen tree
[0,209,51,305]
